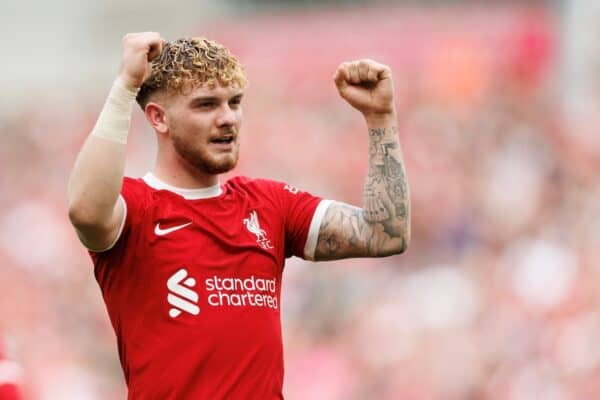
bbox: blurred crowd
[2,4,600,400]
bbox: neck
[154,149,219,189]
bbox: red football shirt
[89,173,331,399]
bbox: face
[163,84,244,175]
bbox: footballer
[67,32,410,399]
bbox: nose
[216,104,238,128]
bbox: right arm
[67,32,163,250]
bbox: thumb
[333,68,348,89]
[147,39,165,62]
[378,67,392,82]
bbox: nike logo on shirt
[155,222,192,236]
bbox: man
[68,32,410,399]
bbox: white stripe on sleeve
[303,199,334,261]
[86,194,128,253]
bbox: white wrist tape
[91,78,139,144]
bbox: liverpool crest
[243,210,274,249]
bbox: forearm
[314,59,409,260]
[362,112,410,253]
[314,113,410,260]
[68,79,137,226]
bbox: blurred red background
[2,3,600,399]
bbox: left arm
[314,60,410,260]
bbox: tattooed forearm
[365,128,409,229]
[314,125,410,260]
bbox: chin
[192,154,238,175]
[206,162,237,175]
[174,140,239,175]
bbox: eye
[192,100,218,110]
[229,97,242,107]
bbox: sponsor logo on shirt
[206,276,278,310]
[166,271,278,317]
[243,210,273,250]
[155,222,192,236]
[284,184,299,194]
[167,268,200,318]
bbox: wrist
[91,78,139,145]
[364,110,397,127]
[113,77,140,101]
[116,74,142,93]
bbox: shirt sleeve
[270,181,332,260]
[88,177,149,254]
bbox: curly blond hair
[136,37,247,108]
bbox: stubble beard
[172,134,240,175]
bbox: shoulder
[224,176,304,212]
[227,176,318,199]
[224,175,288,195]
[123,176,148,189]
[225,175,280,187]
[122,176,155,197]
[120,176,156,214]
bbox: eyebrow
[188,93,244,107]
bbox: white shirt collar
[142,172,223,200]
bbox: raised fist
[333,59,395,118]
[118,32,165,90]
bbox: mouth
[209,135,236,150]
[210,136,234,145]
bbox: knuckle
[123,33,145,47]
[379,63,391,72]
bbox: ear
[145,102,169,134]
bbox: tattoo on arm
[314,126,410,260]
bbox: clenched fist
[118,32,165,90]
[333,59,395,118]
